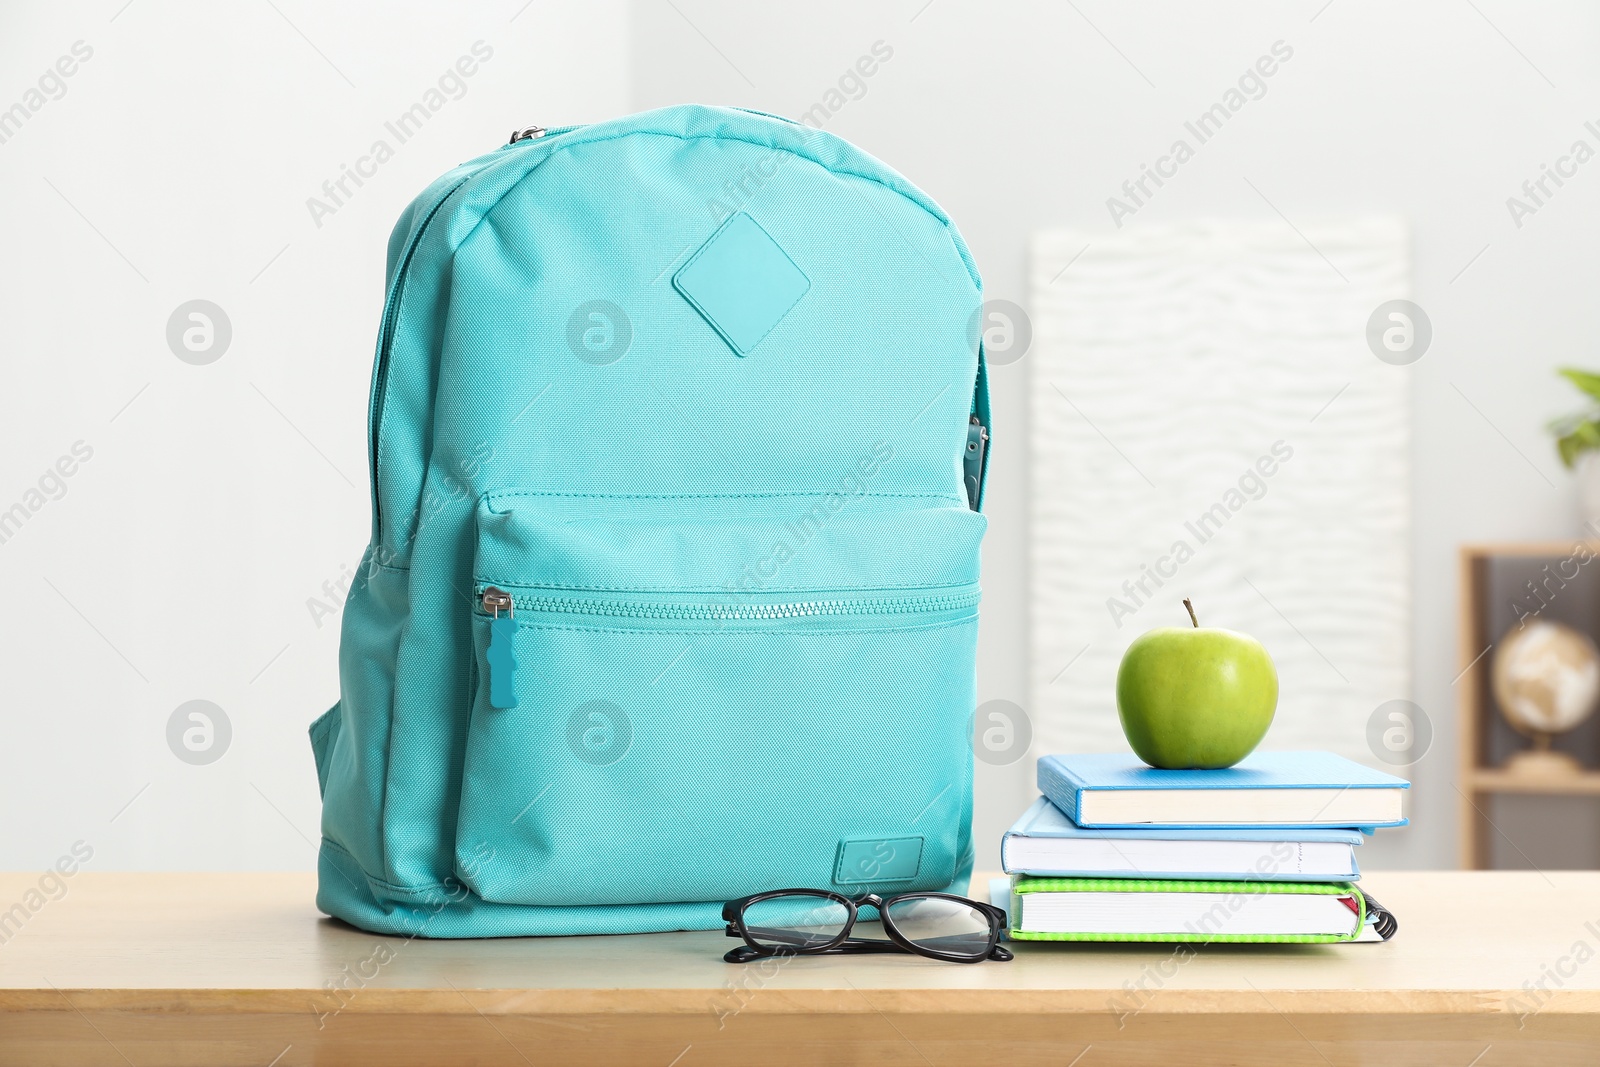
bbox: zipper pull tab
[963,416,989,511]
[508,125,546,145]
[482,588,519,709]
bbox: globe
[1491,619,1600,738]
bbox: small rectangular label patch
[834,837,924,884]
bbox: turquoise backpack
[310,105,990,937]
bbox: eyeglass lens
[884,895,994,956]
[741,892,851,951]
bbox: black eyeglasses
[722,889,1013,964]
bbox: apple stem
[1183,598,1199,628]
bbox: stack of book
[997,751,1408,944]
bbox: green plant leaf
[1558,432,1584,469]
[1559,367,1600,403]
[1556,419,1600,468]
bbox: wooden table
[2,872,1598,1066]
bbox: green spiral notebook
[1009,876,1371,943]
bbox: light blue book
[1038,751,1409,830]
[1002,796,1364,880]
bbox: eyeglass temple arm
[735,925,838,948]
[733,923,913,953]
[728,938,909,958]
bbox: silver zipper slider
[508,125,546,145]
[482,587,519,710]
[481,587,514,618]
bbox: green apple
[1116,599,1278,769]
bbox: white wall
[7,0,1597,874]
[0,0,631,870]
[631,0,1600,872]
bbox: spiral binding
[1361,890,1399,941]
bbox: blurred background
[4,0,1599,876]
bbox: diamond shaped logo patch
[672,212,810,356]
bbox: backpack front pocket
[454,492,985,908]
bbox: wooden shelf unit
[1467,768,1600,796]
[1458,541,1600,868]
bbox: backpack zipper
[476,585,978,709]
[477,587,979,621]
[369,176,474,543]
[369,125,581,545]
[963,416,988,511]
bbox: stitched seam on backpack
[483,490,965,513]
[323,837,477,898]
[480,126,972,271]
[501,617,977,638]
[616,130,975,282]
[469,578,975,592]
[364,554,410,576]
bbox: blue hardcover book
[1037,751,1409,829]
[1002,796,1364,880]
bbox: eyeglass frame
[721,888,1014,964]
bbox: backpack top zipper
[370,124,579,544]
